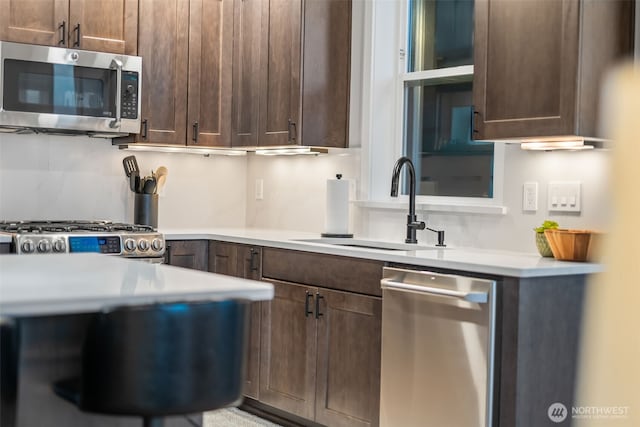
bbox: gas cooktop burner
[0,220,164,260]
[0,220,156,234]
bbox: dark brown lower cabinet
[259,279,381,427]
[209,241,262,399]
[164,240,208,271]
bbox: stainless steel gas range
[0,220,165,262]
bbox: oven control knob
[124,238,137,252]
[138,239,150,252]
[52,239,66,253]
[21,239,35,254]
[37,240,52,253]
[151,238,164,252]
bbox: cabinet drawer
[262,248,383,296]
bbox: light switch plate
[523,182,538,211]
[548,181,581,212]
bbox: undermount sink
[292,238,444,251]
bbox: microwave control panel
[121,71,139,119]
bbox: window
[401,0,495,199]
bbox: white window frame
[356,0,506,215]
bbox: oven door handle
[109,59,124,129]
[381,278,488,303]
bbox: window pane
[408,0,474,72]
[404,81,494,198]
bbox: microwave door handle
[109,59,123,129]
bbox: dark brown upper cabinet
[0,0,138,55]
[126,0,233,147]
[232,0,351,148]
[473,0,634,141]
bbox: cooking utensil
[155,166,168,194]
[143,176,156,194]
[122,156,140,193]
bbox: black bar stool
[53,300,249,427]
[0,318,20,427]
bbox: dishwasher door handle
[381,279,488,303]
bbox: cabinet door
[0,0,69,47]
[258,0,302,146]
[137,0,189,144]
[231,0,262,147]
[259,280,317,420]
[473,0,580,139]
[187,0,233,147]
[315,289,381,427]
[302,0,351,148]
[166,240,208,271]
[68,0,137,54]
[208,241,238,276]
[237,246,262,400]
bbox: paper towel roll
[324,175,350,236]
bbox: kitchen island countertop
[162,228,603,279]
[0,253,273,317]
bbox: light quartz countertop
[0,253,273,317]
[162,228,603,279]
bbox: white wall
[245,144,611,254]
[245,151,360,232]
[0,133,248,228]
[364,146,611,252]
[0,133,611,254]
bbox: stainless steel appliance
[380,267,496,427]
[0,220,164,262]
[0,41,141,136]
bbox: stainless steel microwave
[0,41,141,137]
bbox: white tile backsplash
[0,133,248,228]
[0,133,612,254]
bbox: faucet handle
[410,221,426,230]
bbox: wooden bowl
[544,229,601,262]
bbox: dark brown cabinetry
[473,0,633,141]
[164,240,208,271]
[232,0,351,148]
[0,0,138,54]
[126,0,233,147]
[260,248,382,427]
[209,241,262,399]
[301,0,352,148]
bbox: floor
[204,408,282,427]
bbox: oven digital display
[68,236,121,254]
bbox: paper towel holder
[322,174,353,238]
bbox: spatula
[122,156,140,192]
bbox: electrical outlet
[255,179,264,200]
[523,182,538,211]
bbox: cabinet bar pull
[192,122,199,143]
[141,119,148,139]
[72,23,81,47]
[58,21,66,46]
[472,109,480,135]
[315,293,324,319]
[288,118,297,143]
[305,291,314,317]
[249,248,258,271]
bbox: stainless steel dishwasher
[380,267,497,427]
